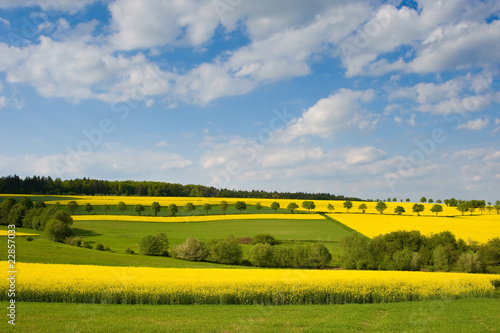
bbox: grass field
[1,298,499,332]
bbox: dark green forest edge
[0,175,361,200]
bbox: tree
[249,243,276,267]
[207,235,243,265]
[486,205,494,214]
[150,202,161,216]
[66,201,79,214]
[412,204,425,216]
[428,199,434,203]
[19,197,34,210]
[44,219,73,242]
[220,201,229,215]
[254,202,263,213]
[420,197,427,203]
[202,203,211,215]
[102,204,109,215]
[343,200,353,213]
[270,202,280,213]
[436,199,442,203]
[358,203,367,214]
[168,204,178,216]
[448,198,458,207]
[406,198,411,202]
[235,201,247,213]
[84,203,93,214]
[392,198,397,202]
[171,237,208,261]
[139,233,169,256]
[287,202,299,214]
[301,201,315,212]
[394,206,405,215]
[134,204,145,215]
[430,204,443,216]
[327,203,334,213]
[456,202,469,216]
[444,199,450,206]
[117,201,126,214]
[183,202,195,215]
[375,201,387,214]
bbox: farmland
[0,194,499,332]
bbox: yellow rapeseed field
[0,230,38,236]
[73,213,325,223]
[330,213,500,243]
[1,262,496,305]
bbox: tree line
[0,175,360,201]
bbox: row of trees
[0,175,359,201]
[339,231,500,274]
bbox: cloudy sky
[0,0,499,201]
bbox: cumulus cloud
[0,147,193,179]
[0,0,99,13]
[278,89,377,142]
[457,118,490,130]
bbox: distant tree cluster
[0,175,361,201]
[0,197,73,242]
[339,230,500,274]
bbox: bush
[293,243,332,268]
[82,241,92,249]
[339,233,371,269]
[252,234,280,246]
[457,252,485,273]
[171,237,208,261]
[26,236,34,241]
[207,236,243,265]
[44,219,73,242]
[249,243,275,267]
[95,243,105,251]
[125,248,135,255]
[139,233,169,256]
[104,246,111,251]
[64,236,83,246]
[273,246,295,268]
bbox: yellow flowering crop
[1,262,496,305]
[73,213,325,223]
[0,230,38,236]
[330,213,500,243]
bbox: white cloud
[154,141,168,148]
[278,89,377,142]
[0,17,9,26]
[340,1,500,76]
[344,146,386,165]
[0,0,99,13]
[0,147,193,180]
[0,96,6,109]
[457,118,490,130]
[407,113,416,126]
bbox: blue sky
[0,0,499,202]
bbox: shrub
[95,243,105,251]
[249,243,275,267]
[104,247,111,251]
[139,233,169,256]
[44,219,73,242]
[457,252,485,273]
[125,248,135,255]
[26,236,34,241]
[171,237,208,261]
[339,233,371,269]
[303,243,332,268]
[64,236,83,246]
[273,247,295,268]
[252,234,280,246]
[82,241,92,249]
[207,236,243,265]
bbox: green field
[1,298,499,332]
